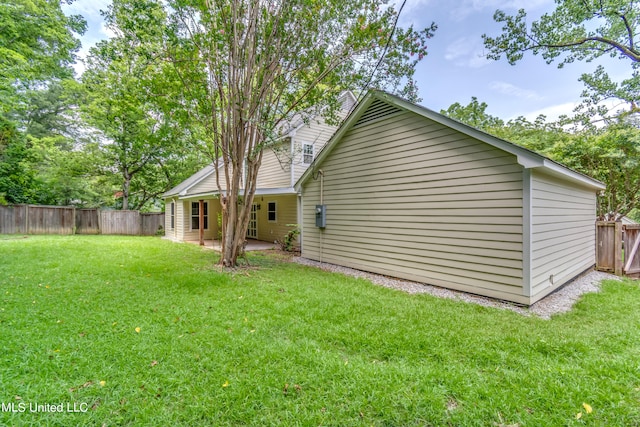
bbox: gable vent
[353,98,403,128]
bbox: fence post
[25,205,30,234]
[615,221,623,276]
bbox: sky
[62,0,632,122]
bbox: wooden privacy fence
[0,205,164,236]
[0,205,75,235]
[596,221,640,277]
[99,210,165,236]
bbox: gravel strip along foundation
[294,257,620,319]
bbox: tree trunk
[219,136,263,267]
[122,175,130,211]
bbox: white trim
[247,204,258,239]
[178,165,217,196]
[290,136,295,187]
[302,143,314,165]
[189,201,209,231]
[169,201,175,230]
[177,187,297,200]
[253,187,297,195]
[267,201,277,223]
[522,169,532,299]
[540,159,606,190]
[296,91,604,192]
[297,193,303,251]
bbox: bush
[278,224,300,252]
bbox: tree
[441,97,504,129]
[0,0,86,114]
[443,98,640,219]
[83,0,203,211]
[0,0,90,205]
[546,124,640,219]
[168,0,436,266]
[482,0,640,121]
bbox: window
[302,143,313,164]
[267,202,277,222]
[170,202,175,229]
[191,202,208,230]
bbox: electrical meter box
[315,204,326,228]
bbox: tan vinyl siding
[186,166,225,195]
[302,110,526,303]
[175,200,185,241]
[165,200,177,240]
[530,170,596,302]
[292,113,348,183]
[253,194,297,243]
[257,148,291,188]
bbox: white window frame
[170,202,175,229]
[302,143,314,165]
[267,201,277,223]
[190,201,209,230]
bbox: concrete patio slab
[184,239,276,252]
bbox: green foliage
[628,208,640,222]
[278,224,300,252]
[0,117,39,204]
[441,97,504,129]
[167,0,436,265]
[0,0,86,114]
[443,99,640,219]
[82,0,205,211]
[1,236,640,425]
[548,124,640,218]
[483,0,640,121]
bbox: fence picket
[0,205,164,236]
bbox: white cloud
[62,1,114,76]
[444,37,492,68]
[394,0,437,27]
[100,22,118,39]
[61,0,111,21]
[489,81,543,100]
[450,0,552,21]
[510,102,577,121]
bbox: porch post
[199,199,204,246]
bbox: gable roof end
[163,163,217,198]
[295,90,605,191]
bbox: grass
[0,235,639,426]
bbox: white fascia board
[178,165,219,196]
[371,91,605,191]
[295,94,377,190]
[539,159,606,190]
[253,187,297,195]
[375,92,547,169]
[181,187,297,200]
[178,191,220,201]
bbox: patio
[185,239,276,252]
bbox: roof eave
[297,90,604,192]
[538,159,606,190]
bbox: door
[247,204,257,239]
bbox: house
[163,92,357,245]
[296,90,605,305]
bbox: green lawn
[0,235,639,426]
